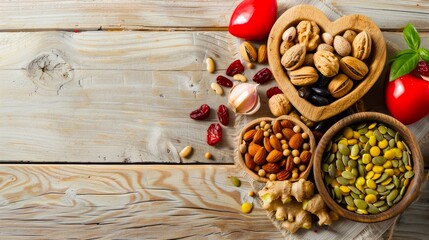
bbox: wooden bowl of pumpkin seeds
[313,112,424,222]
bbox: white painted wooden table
[0,1,427,239]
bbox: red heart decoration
[228,0,277,41]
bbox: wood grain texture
[0,164,426,239]
[0,31,427,164]
[0,0,426,31]
[0,164,283,239]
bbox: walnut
[296,20,320,51]
[268,94,293,117]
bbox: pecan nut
[339,56,369,80]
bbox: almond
[272,120,282,134]
[245,153,256,169]
[263,137,273,152]
[266,149,283,163]
[276,169,291,181]
[282,128,296,141]
[269,136,282,151]
[248,142,262,156]
[279,158,287,167]
[289,133,304,149]
[243,129,257,142]
[252,129,264,144]
[300,150,312,164]
[262,163,280,174]
[285,155,295,171]
[253,147,267,165]
[281,119,294,129]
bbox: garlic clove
[242,95,261,115]
[228,83,260,114]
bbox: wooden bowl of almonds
[236,115,316,183]
[267,5,386,122]
[313,112,425,222]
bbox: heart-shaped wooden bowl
[313,112,425,222]
[267,5,386,122]
[236,115,316,183]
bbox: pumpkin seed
[377,185,387,192]
[359,136,369,143]
[374,201,385,207]
[378,125,387,134]
[394,132,401,142]
[375,173,389,184]
[354,199,368,209]
[372,156,387,165]
[367,204,381,214]
[402,151,409,166]
[403,141,411,153]
[327,153,335,163]
[404,171,414,179]
[387,128,395,137]
[379,190,391,196]
[341,171,355,180]
[392,160,399,168]
[328,164,336,177]
[385,183,396,190]
[389,139,396,148]
[358,164,366,177]
[337,176,349,185]
[349,185,361,195]
[379,195,387,200]
[336,159,345,171]
[384,134,393,141]
[365,189,378,196]
[334,186,342,200]
[345,196,355,207]
[351,144,360,157]
[349,160,358,168]
[393,175,399,188]
[400,186,406,196]
[374,129,383,141]
[378,205,389,212]
[356,209,368,214]
[387,189,399,202]
[351,168,359,178]
[322,163,329,172]
[351,192,360,199]
[326,141,333,152]
[325,175,333,185]
[356,123,367,130]
[342,155,350,167]
[338,143,350,156]
[387,201,393,207]
[393,194,403,204]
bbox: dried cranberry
[253,68,273,84]
[207,123,222,146]
[217,104,229,126]
[216,75,233,87]
[189,104,211,120]
[226,60,244,77]
[266,87,283,98]
[417,60,429,77]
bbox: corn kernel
[404,178,410,187]
[368,136,377,146]
[357,185,365,193]
[370,146,381,157]
[384,149,396,160]
[385,169,394,176]
[399,166,406,173]
[331,143,338,153]
[405,165,412,171]
[362,154,372,164]
[366,171,375,179]
[331,179,340,188]
[366,179,377,189]
[372,173,382,180]
[365,163,374,171]
[353,131,361,139]
[372,165,384,174]
[340,186,350,194]
[343,127,354,139]
[347,205,357,211]
[365,194,377,204]
[378,139,388,149]
[397,141,405,151]
[383,160,392,169]
[348,139,358,145]
[393,148,403,159]
[368,122,377,129]
[356,177,365,186]
[393,168,401,176]
[339,139,348,146]
[365,130,374,138]
[241,202,253,213]
[356,209,368,214]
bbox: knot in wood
[27,50,74,91]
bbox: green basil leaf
[419,48,429,62]
[403,23,420,50]
[389,52,419,81]
[390,49,417,63]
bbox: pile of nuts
[321,122,414,214]
[239,119,313,181]
[280,20,372,106]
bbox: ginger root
[258,180,339,234]
[259,179,314,207]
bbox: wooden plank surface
[0,164,426,239]
[0,0,427,31]
[0,31,428,164]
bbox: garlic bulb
[228,83,260,115]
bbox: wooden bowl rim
[267,5,387,122]
[236,115,316,183]
[313,112,425,223]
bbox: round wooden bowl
[237,115,316,183]
[313,112,425,222]
[267,5,386,122]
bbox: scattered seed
[230,176,241,187]
[179,146,193,158]
[206,57,216,73]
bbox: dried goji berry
[266,87,283,99]
[216,75,233,87]
[226,60,244,77]
[190,104,211,120]
[207,123,222,146]
[253,67,273,84]
[217,104,229,126]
